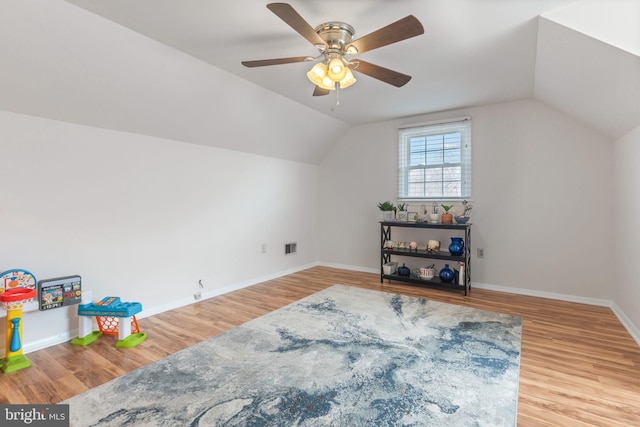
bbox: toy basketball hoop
[0,269,37,374]
[0,287,37,310]
[0,269,37,312]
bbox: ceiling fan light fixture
[307,62,336,90]
[306,62,328,86]
[339,68,356,89]
[327,58,347,81]
[319,76,336,91]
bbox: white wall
[319,98,614,299]
[0,111,318,351]
[614,125,640,337]
[0,0,350,165]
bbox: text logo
[1,405,69,426]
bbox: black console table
[380,221,471,295]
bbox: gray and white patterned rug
[64,285,522,426]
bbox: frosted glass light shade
[319,76,336,90]
[327,58,347,81]
[307,63,328,86]
[307,62,336,90]
[339,68,357,88]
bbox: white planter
[383,262,398,275]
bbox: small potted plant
[441,204,454,224]
[455,200,472,224]
[429,203,439,223]
[396,203,408,221]
[377,201,395,221]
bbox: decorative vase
[441,213,453,224]
[382,211,394,221]
[448,237,465,256]
[397,263,411,277]
[439,264,454,282]
[428,213,439,223]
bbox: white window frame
[398,117,472,201]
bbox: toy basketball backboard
[0,269,38,314]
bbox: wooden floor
[1,266,639,425]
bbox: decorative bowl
[418,267,434,280]
[455,216,470,224]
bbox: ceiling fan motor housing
[314,22,355,54]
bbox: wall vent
[285,242,297,255]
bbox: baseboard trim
[21,262,319,355]
[19,263,640,353]
[317,262,378,274]
[471,281,613,307]
[23,331,78,354]
[610,302,640,346]
[320,264,640,347]
[138,262,320,320]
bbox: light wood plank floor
[1,266,639,425]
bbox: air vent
[285,242,297,255]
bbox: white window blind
[398,117,472,201]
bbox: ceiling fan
[242,3,424,97]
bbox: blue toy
[72,296,147,348]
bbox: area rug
[63,285,522,426]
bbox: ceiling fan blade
[242,56,310,67]
[353,60,412,87]
[346,15,424,54]
[267,3,327,47]
[313,86,330,96]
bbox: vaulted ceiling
[1,1,639,164]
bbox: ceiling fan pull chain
[331,83,340,110]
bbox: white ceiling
[63,0,579,126]
[1,1,639,163]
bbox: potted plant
[396,203,408,221]
[441,204,454,224]
[429,203,439,223]
[377,201,395,221]
[455,200,472,224]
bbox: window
[398,117,471,200]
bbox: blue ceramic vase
[448,237,465,256]
[439,264,455,283]
[397,263,411,277]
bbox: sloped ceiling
[0,0,350,164]
[1,1,638,165]
[534,0,640,140]
[63,0,573,125]
[534,16,640,140]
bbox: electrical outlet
[261,243,267,254]
[477,248,484,258]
